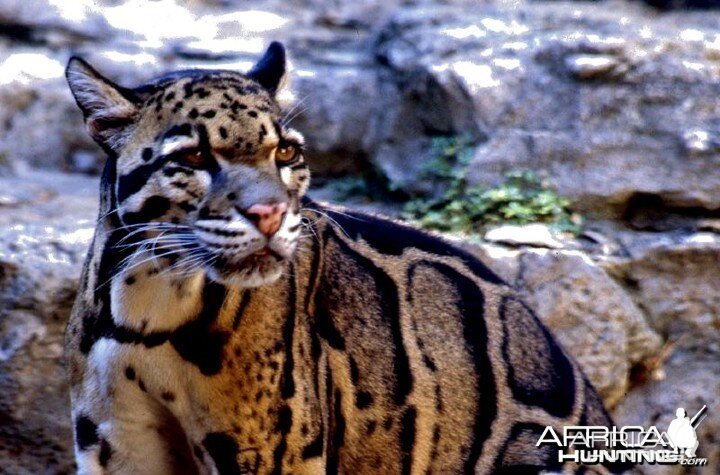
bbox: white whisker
[281,94,311,126]
[282,105,309,128]
[304,208,351,237]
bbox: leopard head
[66,42,310,287]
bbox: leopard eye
[275,144,298,164]
[175,150,205,167]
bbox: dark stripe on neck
[202,432,241,475]
[270,405,293,475]
[81,229,134,353]
[232,290,252,330]
[399,406,417,475]
[280,265,297,399]
[301,432,324,460]
[313,226,346,351]
[304,231,325,363]
[169,279,229,375]
[327,382,345,475]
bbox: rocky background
[1,0,719,473]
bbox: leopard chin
[206,250,286,288]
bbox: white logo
[536,405,708,467]
[667,407,701,458]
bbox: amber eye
[175,150,205,167]
[275,144,298,164]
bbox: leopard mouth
[204,246,287,286]
[220,247,284,273]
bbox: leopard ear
[247,41,287,95]
[65,56,139,151]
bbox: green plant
[403,136,582,235]
[419,134,476,181]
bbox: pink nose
[244,202,288,237]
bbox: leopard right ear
[247,42,287,96]
[66,56,139,151]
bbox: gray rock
[0,69,98,173]
[682,128,720,155]
[600,230,720,474]
[603,232,720,349]
[565,54,621,80]
[288,62,380,175]
[0,170,97,474]
[484,223,566,249]
[0,0,113,44]
[371,2,720,219]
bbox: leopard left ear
[65,56,139,152]
[247,41,287,96]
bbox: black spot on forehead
[196,123,221,175]
[145,94,161,107]
[234,85,252,95]
[164,123,193,139]
[125,366,136,380]
[256,100,274,112]
[183,81,195,99]
[231,101,247,113]
[136,69,256,99]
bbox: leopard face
[67,43,311,287]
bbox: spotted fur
[65,42,627,474]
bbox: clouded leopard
[64,42,625,474]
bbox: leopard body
[64,42,624,475]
